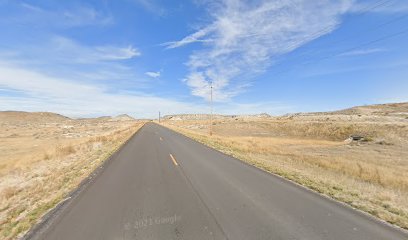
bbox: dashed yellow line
[169,154,178,166]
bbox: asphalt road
[28,122,408,240]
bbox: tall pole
[210,81,213,136]
[159,111,161,123]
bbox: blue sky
[0,0,407,118]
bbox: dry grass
[55,144,77,157]
[163,112,408,230]
[0,113,144,239]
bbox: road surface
[27,123,408,240]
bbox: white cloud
[0,62,201,118]
[4,36,145,86]
[145,71,161,78]
[0,61,295,118]
[338,48,386,57]
[166,0,353,101]
[95,46,141,60]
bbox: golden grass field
[162,102,408,230]
[0,111,144,239]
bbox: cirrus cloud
[145,71,161,78]
[166,0,354,101]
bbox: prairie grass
[163,117,408,229]
[55,144,76,157]
[0,119,144,240]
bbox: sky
[0,0,407,118]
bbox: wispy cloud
[166,0,354,101]
[95,46,141,60]
[61,5,114,26]
[145,71,161,78]
[0,61,201,118]
[0,0,301,118]
[0,36,145,95]
[338,48,386,57]
[163,27,215,49]
[0,61,293,117]
[130,0,167,16]
[20,3,43,12]
[51,36,140,63]
[3,2,114,27]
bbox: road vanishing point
[26,123,408,240]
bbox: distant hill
[110,114,135,121]
[89,116,112,121]
[331,102,408,117]
[0,111,71,123]
[162,102,408,121]
[0,111,137,123]
[279,102,408,120]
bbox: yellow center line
[169,154,178,166]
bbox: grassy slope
[163,119,408,230]
[0,120,144,239]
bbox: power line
[335,27,408,57]
[273,27,408,77]
[268,1,408,76]
[276,12,408,67]
[356,0,394,15]
[276,0,397,55]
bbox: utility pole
[159,111,161,123]
[209,81,213,136]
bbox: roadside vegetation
[0,112,144,239]
[162,104,408,230]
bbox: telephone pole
[158,111,161,123]
[209,81,213,136]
